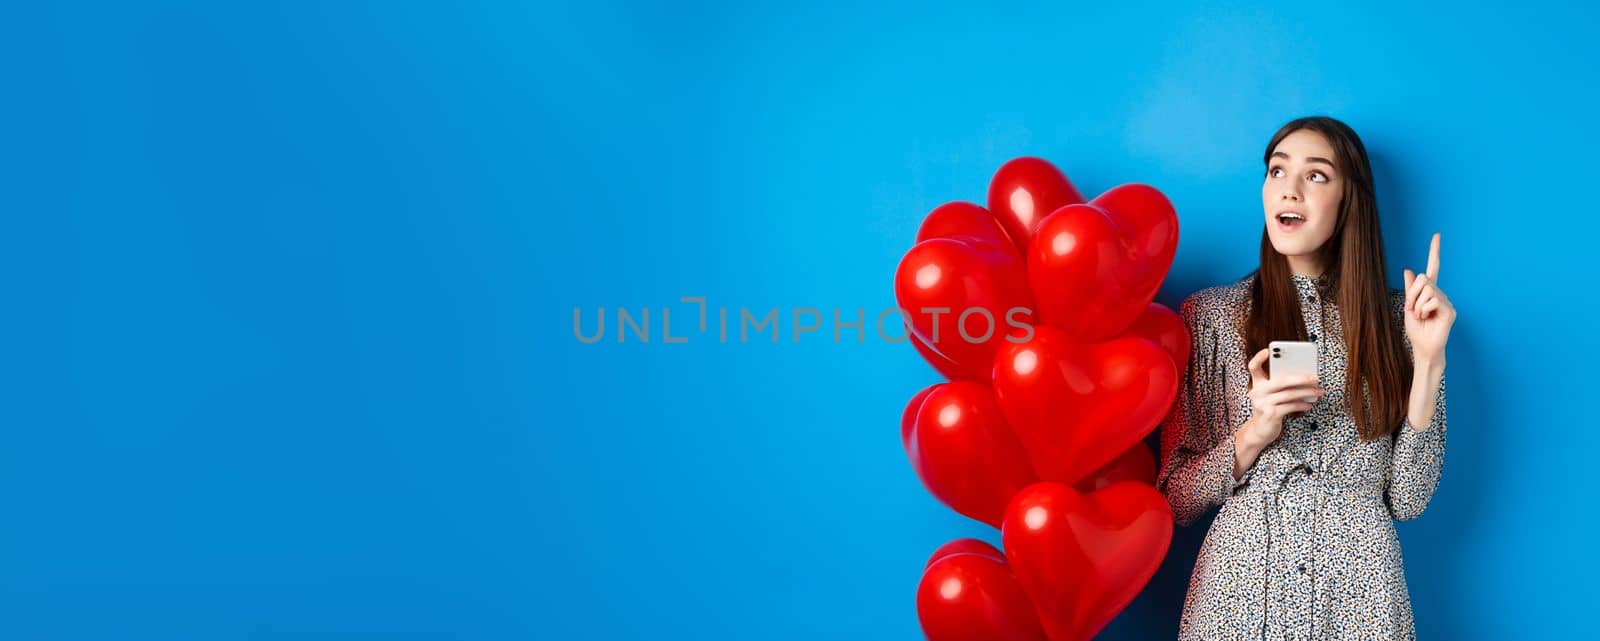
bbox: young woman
[1155,116,1456,641]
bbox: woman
[1155,116,1456,641]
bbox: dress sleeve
[1156,292,1252,527]
[1384,289,1448,521]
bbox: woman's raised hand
[1403,232,1455,366]
[1240,347,1326,447]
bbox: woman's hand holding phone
[1232,347,1327,480]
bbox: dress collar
[1290,272,1332,300]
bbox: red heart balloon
[1073,443,1157,494]
[906,382,1038,528]
[917,539,1046,641]
[1026,203,1148,341]
[991,326,1178,485]
[987,157,1085,257]
[1089,183,1178,298]
[1001,481,1173,641]
[895,238,1034,381]
[1120,302,1191,371]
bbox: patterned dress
[1156,271,1447,641]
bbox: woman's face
[1263,129,1342,262]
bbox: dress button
[1308,295,1317,304]
[1309,332,1318,341]
[1298,563,1307,574]
[1308,420,1318,430]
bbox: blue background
[11,1,1597,639]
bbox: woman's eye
[1309,172,1327,183]
[1269,167,1284,178]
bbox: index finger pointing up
[1426,232,1441,283]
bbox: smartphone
[1268,340,1318,381]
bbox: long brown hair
[1241,116,1410,442]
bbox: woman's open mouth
[1276,212,1306,231]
